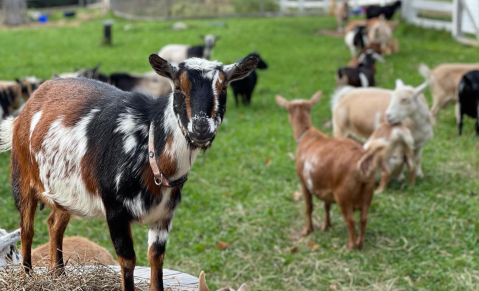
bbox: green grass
[0,15,478,291]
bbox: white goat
[158,34,219,63]
[0,228,21,267]
[332,80,432,178]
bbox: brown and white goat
[0,55,258,291]
[332,80,432,178]
[364,122,415,193]
[32,236,117,266]
[276,92,386,250]
[419,62,479,124]
[334,1,349,33]
[198,271,247,291]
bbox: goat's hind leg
[47,208,70,275]
[12,164,37,274]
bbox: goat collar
[296,128,309,144]
[148,123,188,188]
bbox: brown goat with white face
[276,92,386,250]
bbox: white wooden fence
[402,0,479,46]
[279,0,396,13]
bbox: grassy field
[0,14,478,291]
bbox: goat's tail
[418,63,432,83]
[0,117,14,152]
[357,140,388,181]
[331,85,354,112]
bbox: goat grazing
[110,71,172,98]
[158,34,219,63]
[344,25,368,57]
[332,80,432,178]
[334,1,349,33]
[368,16,392,55]
[230,52,268,106]
[336,49,385,88]
[198,271,247,291]
[457,70,479,135]
[0,228,21,267]
[419,62,479,124]
[32,236,117,266]
[366,1,402,20]
[276,92,386,250]
[364,122,415,193]
[0,54,258,291]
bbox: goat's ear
[149,54,178,80]
[198,271,210,291]
[310,91,322,105]
[373,53,385,63]
[238,284,248,291]
[413,81,428,97]
[223,56,259,82]
[275,95,289,109]
[395,79,405,89]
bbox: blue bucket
[38,14,49,23]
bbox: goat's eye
[175,86,181,93]
[220,87,227,94]
[401,98,409,104]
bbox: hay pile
[0,263,150,291]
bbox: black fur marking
[458,70,479,135]
[230,52,268,106]
[186,46,205,59]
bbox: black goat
[336,49,385,88]
[230,52,268,106]
[457,70,479,135]
[366,1,401,20]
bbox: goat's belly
[313,190,336,204]
[40,181,105,218]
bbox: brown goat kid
[32,236,117,267]
[276,92,386,250]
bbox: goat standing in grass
[0,54,258,291]
[158,34,219,63]
[336,49,385,88]
[276,92,386,250]
[230,52,268,106]
[332,80,432,178]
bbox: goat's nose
[193,121,209,136]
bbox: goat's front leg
[456,103,463,135]
[107,211,136,291]
[413,147,424,178]
[148,217,173,291]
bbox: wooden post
[103,19,114,45]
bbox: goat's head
[198,271,247,291]
[201,34,219,49]
[276,92,322,136]
[248,52,268,70]
[385,79,428,124]
[150,54,258,149]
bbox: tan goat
[419,62,479,124]
[332,80,432,178]
[334,1,349,33]
[276,92,387,250]
[364,122,415,193]
[32,236,117,267]
[198,271,247,291]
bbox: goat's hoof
[374,189,384,194]
[301,227,313,236]
[321,223,331,231]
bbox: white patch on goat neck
[359,73,369,87]
[35,110,105,218]
[163,97,200,180]
[29,111,42,153]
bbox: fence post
[299,0,305,14]
[260,0,265,14]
